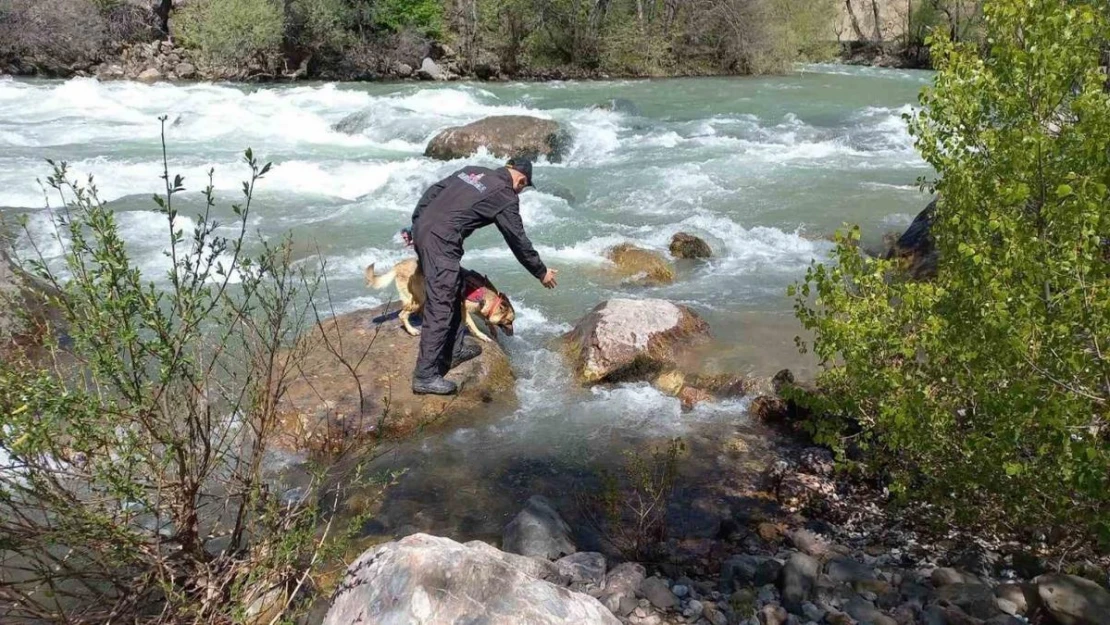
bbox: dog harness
[463,275,503,318]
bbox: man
[409,158,558,396]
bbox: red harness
[463,275,502,317]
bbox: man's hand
[541,268,558,289]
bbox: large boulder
[276,302,515,455]
[885,198,937,278]
[604,243,676,285]
[416,57,448,81]
[502,495,577,560]
[425,115,569,162]
[322,534,620,625]
[1035,573,1110,625]
[561,298,711,384]
[669,232,713,259]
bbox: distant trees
[1,0,841,77]
[464,0,838,77]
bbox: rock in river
[322,533,620,625]
[502,495,577,560]
[561,298,711,384]
[424,115,569,162]
[669,232,713,259]
[276,302,515,455]
[885,198,937,279]
[604,243,676,285]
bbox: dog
[365,258,516,343]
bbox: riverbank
[1,39,931,84]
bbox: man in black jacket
[410,158,558,395]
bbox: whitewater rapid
[1,68,935,511]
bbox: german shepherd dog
[365,258,516,342]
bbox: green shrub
[290,0,353,52]
[373,0,443,38]
[175,0,285,65]
[598,19,673,76]
[0,124,371,622]
[792,0,1110,541]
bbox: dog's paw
[404,327,421,337]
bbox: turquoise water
[0,64,935,540]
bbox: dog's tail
[364,264,397,289]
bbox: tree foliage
[793,0,1110,540]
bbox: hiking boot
[412,375,458,396]
[450,343,483,369]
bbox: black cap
[507,158,534,187]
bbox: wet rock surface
[561,298,711,384]
[503,495,578,560]
[424,115,568,161]
[605,243,677,285]
[669,232,713,259]
[276,302,515,455]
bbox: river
[0,64,934,548]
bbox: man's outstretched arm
[494,196,548,280]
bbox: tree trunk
[636,0,645,26]
[155,0,173,36]
[845,0,867,41]
[870,0,884,42]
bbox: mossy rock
[604,243,676,286]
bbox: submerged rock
[424,115,568,161]
[561,298,710,384]
[276,302,515,455]
[332,109,373,135]
[669,232,713,259]
[502,495,577,560]
[604,243,676,285]
[593,97,643,115]
[322,534,620,625]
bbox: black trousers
[412,228,467,380]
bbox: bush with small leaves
[792,0,1110,543]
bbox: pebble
[673,584,690,598]
[758,584,778,604]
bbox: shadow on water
[305,308,819,563]
[326,400,796,562]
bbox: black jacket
[412,166,547,279]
